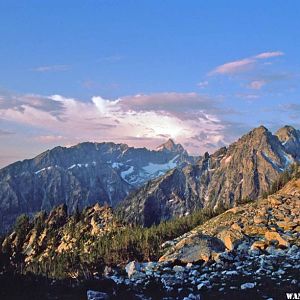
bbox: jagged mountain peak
[276,125,300,159]
[276,125,298,140]
[240,125,271,140]
[230,125,285,158]
[156,138,185,153]
[0,137,196,232]
[118,125,300,227]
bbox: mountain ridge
[117,125,300,226]
[0,139,196,233]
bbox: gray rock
[159,234,225,264]
[87,290,109,300]
[173,265,185,272]
[197,280,210,290]
[241,282,256,289]
[125,261,141,278]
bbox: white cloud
[92,96,120,114]
[255,51,284,59]
[209,51,284,76]
[0,92,229,155]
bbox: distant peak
[163,138,176,148]
[276,125,297,135]
[246,125,270,138]
[253,125,269,133]
[276,125,299,144]
[156,138,184,152]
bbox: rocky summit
[117,126,300,227]
[0,140,195,232]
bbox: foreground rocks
[97,245,299,299]
[91,179,300,299]
[159,179,300,264]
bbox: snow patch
[142,155,179,175]
[35,166,52,174]
[120,166,134,179]
[112,162,124,169]
[67,163,91,170]
[68,164,77,169]
[283,152,293,166]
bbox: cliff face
[118,126,300,227]
[0,141,195,232]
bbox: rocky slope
[0,139,195,232]
[101,175,300,300]
[117,126,300,226]
[1,202,121,277]
[1,170,300,299]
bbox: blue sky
[0,1,300,167]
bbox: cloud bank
[0,91,235,156]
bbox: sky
[0,0,300,167]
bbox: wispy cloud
[209,51,284,75]
[197,81,209,88]
[33,135,67,143]
[255,51,284,59]
[0,93,65,116]
[247,80,267,90]
[209,58,255,75]
[31,64,70,72]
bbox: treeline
[0,205,219,280]
[262,163,300,198]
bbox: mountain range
[117,125,300,226]
[0,125,300,232]
[0,139,195,232]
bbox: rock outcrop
[2,203,120,268]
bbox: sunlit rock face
[276,125,300,160]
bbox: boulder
[268,195,282,207]
[159,234,225,263]
[253,215,267,225]
[265,231,289,248]
[125,261,141,278]
[240,282,256,289]
[217,228,244,251]
[243,225,268,236]
[173,265,185,272]
[87,290,109,300]
[276,221,297,231]
[250,240,268,251]
[231,223,242,231]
